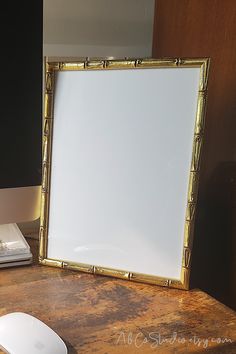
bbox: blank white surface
[47,67,200,280]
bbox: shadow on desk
[64,341,77,354]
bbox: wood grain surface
[0,238,236,353]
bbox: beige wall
[44,0,155,58]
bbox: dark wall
[153,0,236,310]
[0,1,43,188]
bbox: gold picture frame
[39,57,210,290]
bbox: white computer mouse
[0,312,67,354]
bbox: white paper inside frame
[47,67,200,280]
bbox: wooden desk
[0,238,236,353]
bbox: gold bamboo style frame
[39,58,210,290]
